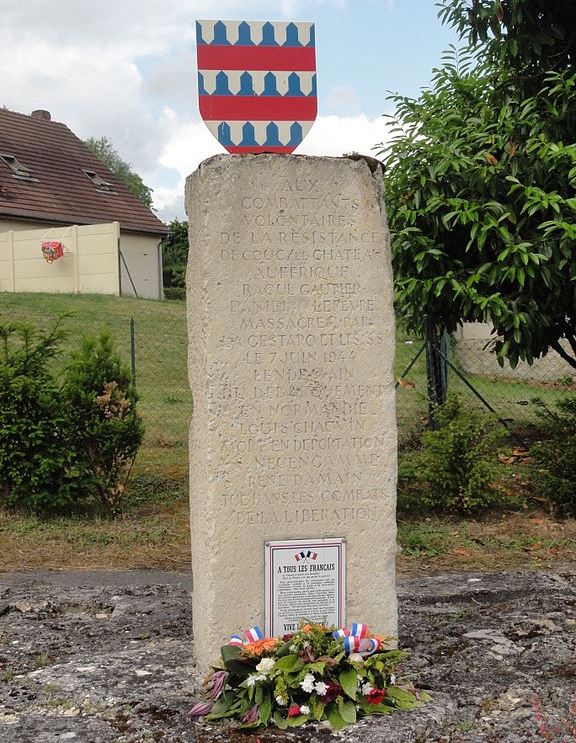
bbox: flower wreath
[189,622,429,730]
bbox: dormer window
[83,169,116,193]
[0,153,37,181]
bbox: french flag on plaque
[196,20,317,153]
[295,550,318,562]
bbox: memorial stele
[186,153,398,669]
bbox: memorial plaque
[187,154,398,669]
[264,538,345,636]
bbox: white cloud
[150,112,395,221]
[0,0,393,224]
[326,85,363,115]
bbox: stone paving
[0,568,574,742]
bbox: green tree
[63,331,144,518]
[0,321,79,512]
[85,136,154,208]
[162,218,188,289]
[382,0,576,369]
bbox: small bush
[163,286,186,301]
[532,396,576,517]
[63,331,145,518]
[0,320,144,518]
[416,395,501,514]
[0,321,79,512]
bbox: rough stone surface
[186,154,397,668]
[1,569,575,741]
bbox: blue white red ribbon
[229,626,264,647]
[333,624,381,656]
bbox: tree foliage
[85,136,154,208]
[162,218,188,290]
[382,0,576,369]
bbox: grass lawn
[1,292,573,575]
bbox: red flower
[323,682,343,704]
[288,704,301,718]
[367,688,386,705]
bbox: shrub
[0,321,79,512]
[416,395,501,514]
[63,331,144,517]
[531,396,576,517]
[163,286,186,301]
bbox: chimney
[31,109,51,122]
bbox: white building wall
[456,322,574,382]
[119,232,163,300]
[0,222,120,295]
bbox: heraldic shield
[196,20,317,154]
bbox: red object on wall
[41,240,64,263]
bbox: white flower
[302,641,310,648]
[289,644,297,652]
[389,673,396,685]
[255,658,276,674]
[300,705,310,715]
[300,673,316,693]
[315,681,328,696]
[349,653,364,664]
[362,682,373,696]
[275,695,286,706]
[246,673,266,687]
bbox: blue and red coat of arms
[196,20,317,154]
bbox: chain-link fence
[395,325,575,444]
[126,315,574,471]
[125,311,191,478]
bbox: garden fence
[124,317,574,471]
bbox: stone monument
[186,153,397,669]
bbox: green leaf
[339,668,358,700]
[273,711,288,730]
[386,687,420,710]
[310,694,325,722]
[305,661,326,675]
[221,647,252,678]
[286,714,310,727]
[325,703,349,730]
[337,698,357,724]
[275,654,299,672]
[259,691,272,726]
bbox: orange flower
[301,622,327,633]
[242,637,280,657]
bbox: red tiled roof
[0,109,167,235]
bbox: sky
[1,0,460,223]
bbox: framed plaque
[264,538,346,637]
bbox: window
[83,169,116,193]
[0,153,37,181]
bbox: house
[0,108,167,299]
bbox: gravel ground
[0,568,574,742]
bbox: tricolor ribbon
[228,626,263,647]
[333,624,381,657]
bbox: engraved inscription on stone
[187,155,397,669]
